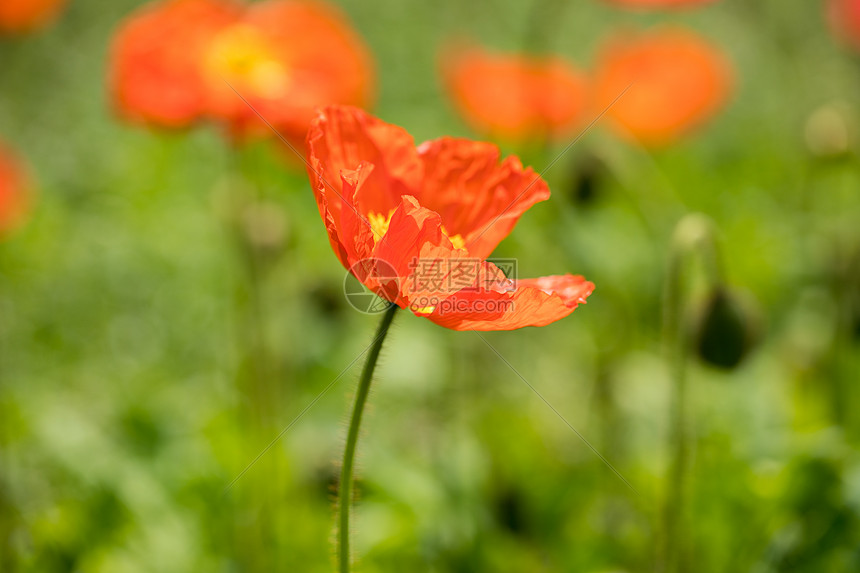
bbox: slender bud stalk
[660,214,722,573]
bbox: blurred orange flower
[307,106,594,330]
[204,0,374,142]
[603,0,716,8]
[0,0,67,33]
[828,0,860,50]
[443,47,590,142]
[594,28,732,146]
[109,0,374,141]
[110,0,242,128]
[0,143,32,236]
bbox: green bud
[694,287,762,370]
[568,154,605,207]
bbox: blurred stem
[338,303,398,573]
[521,0,565,153]
[606,141,689,229]
[0,252,10,572]
[231,144,277,425]
[593,361,618,454]
[831,245,860,431]
[523,0,566,54]
[597,142,672,243]
[659,214,723,573]
[228,143,279,571]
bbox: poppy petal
[371,195,491,309]
[829,0,860,50]
[426,274,594,331]
[110,0,240,127]
[442,47,589,141]
[595,27,732,146]
[306,105,422,222]
[315,166,351,268]
[207,0,375,140]
[417,137,550,260]
[603,0,716,8]
[338,161,378,265]
[0,0,67,33]
[0,143,31,234]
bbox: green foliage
[2,0,860,571]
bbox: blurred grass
[2,0,860,571]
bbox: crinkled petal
[417,137,550,260]
[426,274,594,331]
[369,195,495,309]
[338,161,378,265]
[306,105,422,227]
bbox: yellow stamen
[368,209,396,243]
[208,25,290,98]
[367,209,465,250]
[443,228,465,250]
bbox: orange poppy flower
[110,0,242,128]
[0,0,67,33]
[109,0,373,140]
[443,47,590,142]
[306,105,594,331]
[594,28,732,146]
[204,0,374,142]
[828,0,860,50]
[0,143,32,235]
[603,0,716,9]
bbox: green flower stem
[339,303,398,573]
[524,0,567,55]
[228,143,279,572]
[660,214,722,573]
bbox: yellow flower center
[446,231,465,250]
[367,209,465,249]
[208,24,290,99]
[367,209,395,242]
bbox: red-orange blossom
[306,106,594,331]
[0,142,32,236]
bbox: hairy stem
[338,303,398,573]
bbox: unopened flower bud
[568,154,605,207]
[693,286,762,370]
[241,200,288,251]
[805,102,854,159]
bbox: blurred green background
[2,0,860,571]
